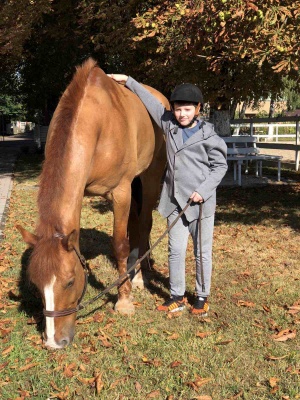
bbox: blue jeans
[167,207,215,298]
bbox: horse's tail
[131,177,143,216]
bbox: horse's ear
[61,229,78,252]
[16,225,39,247]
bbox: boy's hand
[190,191,203,203]
[107,74,128,85]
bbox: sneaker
[157,296,185,312]
[191,297,209,316]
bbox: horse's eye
[66,279,75,288]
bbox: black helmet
[170,83,204,104]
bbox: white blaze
[44,275,62,349]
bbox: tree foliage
[0,0,299,122]
[129,0,299,108]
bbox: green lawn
[1,153,299,399]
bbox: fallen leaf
[93,312,104,323]
[135,381,142,392]
[170,360,182,368]
[147,328,158,335]
[110,376,129,388]
[77,376,95,385]
[63,363,77,378]
[114,329,130,338]
[146,390,161,398]
[263,305,271,313]
[95,373,104,394]
[269,377,279,388]
[215,340,233,345]
[2,345,14,355]
[265,354,288,361]
[186,376,212,391]
[196,331,214,339]
[19,363,39,372]
[0,362,9,372]
[167,333,179,340]
[237,300,255,307]
[287,306,300,315]
[272,330,296,342]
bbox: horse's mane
[37,58,98,236]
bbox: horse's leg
[112,183,135,315]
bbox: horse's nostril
[59,338,70,347]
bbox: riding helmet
[170,83,204,104]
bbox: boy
[108,74,228,316]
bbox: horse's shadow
[14,227,172,324]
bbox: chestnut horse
[17,58,167,349]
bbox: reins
[44,199,205,317]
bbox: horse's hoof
[114,298,135,315]
[131,276,145,290]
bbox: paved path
[0,132,35,240]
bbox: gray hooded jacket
[125,77,228,222]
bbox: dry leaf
[263,305,271,313]
[19,363,39,372]
[135,381,142,392]
[95,373,104,394]
[265,354,288,361]
[146,390,161,398]
[237,300,255,307]
[93,312,104,323]
[287,305,300,315]
[147,328,158,335]
[2,345,14,355]
[114,329,130,338]
[215,340,233,345]
[77,376,95,385]
[186,376,212,391]
[142,356,162,367]
[110,376,129,388]
[196,331,214,339]
[170,360,182,368]
[272,329,296,342]
[167,333,179,340]
[269,377,279,388]
[63,363,77,378]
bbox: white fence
[230,116,300,171]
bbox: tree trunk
[230,98,238,120]
[239,100,248,118]
[209,109,231,137]
[269,98,275,118]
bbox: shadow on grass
[80,227,114,262]
[216,184,300,232]
[13,153,44,184]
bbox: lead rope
[198,202,205,292]
[79,198,195,311]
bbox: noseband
[43,233,89,318]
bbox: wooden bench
[224,136,282,186]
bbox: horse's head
[17,226,87,349]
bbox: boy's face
[173,102,197,127]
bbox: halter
[43,233,89,318]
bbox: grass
[0,153,299,399]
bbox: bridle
[43,199,204,318]
[43,234,89,318]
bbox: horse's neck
[38,138,91,235]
